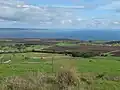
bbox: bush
[1,69,80,90]
[71,52,95,58]
[2,76,34,90]
[56,68,78,90]
[100,53,112,57]
[71,52,82,57]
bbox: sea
[0,28,120,41]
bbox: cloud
[0,0,86,26]
[98,1,120,12]
[0,0,120,29]
[48,5,85,9]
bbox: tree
[15,44,26,52]
[71,52,95,58]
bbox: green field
[56,42,78,46]
[0,52,120,90]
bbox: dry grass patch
[0,68,81,90]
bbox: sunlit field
[0,52,120,90]
[0,39,120,90]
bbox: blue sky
[0,0,120,29]
[24,0,76,5]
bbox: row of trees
[69,52,97,58]
[0,44,28,52]
[32,49,97,58]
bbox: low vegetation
[0,69,79,90]
[71,52,96,58]
[0,39,120,90]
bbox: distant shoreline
[0,28,120,40]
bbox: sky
[0,0,120,29]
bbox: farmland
[0,39,120,90]
[1,53,120,75]
[1,52,120,90]
[43,44,120,55]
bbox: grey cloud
[1,0,120,29]
[0,0,86,25]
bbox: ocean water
[0,28,120,41]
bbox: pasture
[0,38,120,90]
[0,52,120,89]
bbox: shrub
[82,52,95,58]
[104,75,120,82]
[2,76,35,90]
[71,52,95,58]
[71,52,79,57]
[56,68,79,90]
[100,53,112,57]
[1,69,80,90]
[1,73,55,90]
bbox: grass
[0,53,120,89]
[26,45,49,51]
[0,68,80,90]
[1,53,120,76]
[0,45,49,52]
[56,42,78,46]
